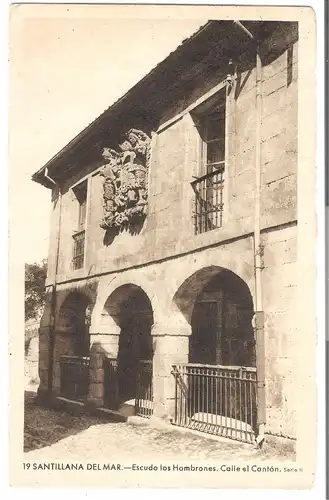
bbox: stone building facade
[33,20,298,443]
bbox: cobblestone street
[24,390,295,463]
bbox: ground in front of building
[24,390,295,462]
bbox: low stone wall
[25,320,40,386]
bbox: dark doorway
[57,292,91,400]
[190,270,255,367]
[190,301,218,364]
[117,295,153,402]
[102,284,154,409]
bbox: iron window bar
[72,229,85,270]
[191,166,224,235]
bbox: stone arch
[102,284,153,324]
[91,274,158,332]
[55,283,97,327]
[98,282,154,406]
[167,249,255,324]
[57,290,93,357]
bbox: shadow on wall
[103,215,146,246]
[234,68,253,100]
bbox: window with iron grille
[192,90,226,234]
[72,181,87,270]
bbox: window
[192,89,226,234]
[72,181,87,270]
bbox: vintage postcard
[9,3,318,490]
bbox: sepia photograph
[9,3,318,489]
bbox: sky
[10,6,207,264]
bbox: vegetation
[25,259,47,321]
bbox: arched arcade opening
[101,284,154,415]
[172,266,257,442]
[189,269,255,367]
[56,291,92,401]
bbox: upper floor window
[72,181,87,270]
[192,88,226,235]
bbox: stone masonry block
[261,174,297,227]
[39,348,50,364]
[231,148,254,177]
[230,189,255,221]
[153,373,176,411]
[261,150,297,186]
[231,168,255,195]
[263,237,297,267]
[262,79,297,119]
[164,398,176,420]
[265,355,296,438]
[262,224,297,244]
[261,132,287,166]
[88,382,103,401]
[262,50,290,81]
[153,335,189,357]
[261,107,294,143]
[38,370,48,391]
[52,364,61,394]
[263,284,297,314]
[265,311,296,358]
[89,352,105,370]
[89,367,104,385]
[267,328,296,361]
[263,262,297,295]
[153,355,168,378]
[236,67,256,95]
[38,358,49,371]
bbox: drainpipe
[44,168,62,399]
[233,21,266,446]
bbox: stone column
[38,325,51,398]
[52,331,74,396]
[151,322,191,422]
[87,315,120,408]
[37,293,53,400]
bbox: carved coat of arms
[99,129,151,230]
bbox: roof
[32,20,281,188]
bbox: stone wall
[45,26,298,286]
[25,318,40,386]
[262,224,297,438]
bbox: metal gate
[103,357,119,410]
[171,363,257,443]
[136,360,153,418]
[60,355,90,401]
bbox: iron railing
[60,355,90,401]
[136,360,153,418]
[171,363,257,443]
[191,168,224,235]
[72,230,85,270]
[103,357,119,410]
